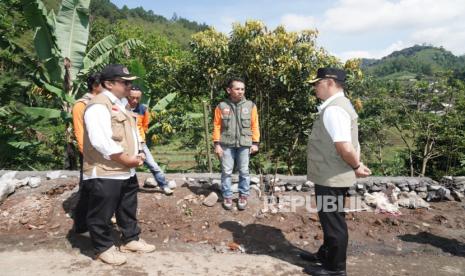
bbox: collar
[102,89,126,106]
[317,91,344,112]
[226,97,247,106]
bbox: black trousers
[72,153,88,233]
[315,184,349,271]
[83,176,141,254]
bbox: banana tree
[20,0,144,168]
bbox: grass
[148,139,198,172]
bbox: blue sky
[111,0,465,61]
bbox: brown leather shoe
[120,239,156,253]
[97,246,127,265]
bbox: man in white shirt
[303,68,371,276]
[81,64,155,265]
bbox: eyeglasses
[111,79,132,87]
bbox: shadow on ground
[399,231,465,257]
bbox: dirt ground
[1,173,464,276]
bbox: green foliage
[184,22,346,174]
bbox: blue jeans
[143,143,167,187]
[221,146,250,198]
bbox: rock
[451,191,464,202]
[426,191,439,202]
[401,186,410,192]
[167,180,177,189]
[250,185,262,198]
[415,186,428,192]
[211,179,221,191]
[364,192,400,214]
[295,185,302,192]
[46,171,61,180]
[303,181,314,188]
[285,185,293,191]
[428,185,442,191]
[369,185,382,192]
[0,171,17,203]
[274,186,281,193]
[438,187,455,201]
[250,177,260,184]
[202,192,218,207]
[397,191,430,209]
[347,189,357,196]
[356,184,365,190]
[417,192,428,199]
[28,177,41,188]
[144,177,158,188]
[231,184,239,193]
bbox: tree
[18,0,143,168]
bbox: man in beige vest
[82,64,155,265]
[303,68,371,276]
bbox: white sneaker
[97,246,127,265]
[162,186,173,195]
[167,180,177,189]
[120,239,156,253]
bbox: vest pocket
[221,115,231,130]
[111,113,126,142]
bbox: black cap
[130,85,142,91]
[308,67,346,84]
[100,64,138,81]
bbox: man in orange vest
[127,86,174,195]
[212,77,260,210]
[71,73,102,234]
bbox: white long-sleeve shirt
[83,90,138,180]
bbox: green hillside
[361,45,465,79]
[42,0,208,48]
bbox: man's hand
[110,152,144,167]
[137,152,146,161]
[249,144,259,155]
[214,144,223,158]
[355,163,371,178]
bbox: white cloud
[337,40,407,61]
[322,0,465,33]
[216,16,237,33]
[410,26,465,55]
[280,14,317,31]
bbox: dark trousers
[315,184,349,271]
[73,153,88,233]
[83,176,141,254]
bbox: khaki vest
[307,96,359,188]
[83,93,137,177]
[75,93,94,105]
[218,99,254,147]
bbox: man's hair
[130,85,142,92]
[87,73,101,92]
[333,79,345,89]
[226,77,245,89]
